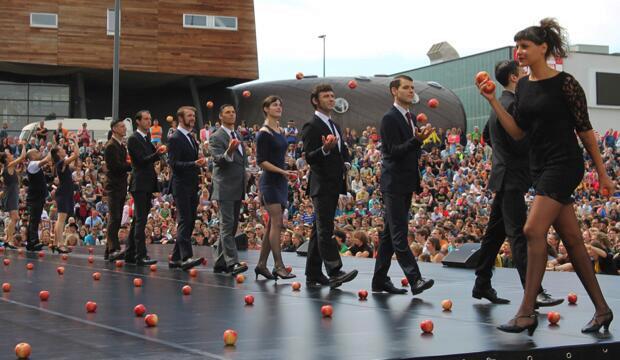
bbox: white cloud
[255,0,620,81]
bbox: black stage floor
[1,245,618,359]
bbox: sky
[253,0,620,82]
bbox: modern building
[229,76,467,133]
[395,43,620,133]
[0,0,258,131]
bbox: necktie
[328,119,340,151]
[187,133,195,151]
[230,131,236,139]
[230,131,242,155]
[405,112,416,135]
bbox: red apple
[56,266,65,275]
[223,329,237,346]
[295,72,304,80]
[150,264,157,272]
[39,290,49,301]
[61,254,68,261]
[133,278,143,287]
[236,274,245,283]
[182,285,192,295]
[242,90,251,98]
[244,295,254,305]
[201,258,208,266]
[475,71,490,85]
[85,301,97,313]
[92,272,101,281]
[26,263,34,270]
[420,319,434,333]
[292,282,301,291]
[358,289,368,300]
[401,277,409,287]
[416,113,428,125]
[547,311,561,325]
[285,265,292,273]
[134,304,146,317]
[87,256,94,264]
[348,80,358,89]
[321,305,333,317]
[3,258,10,266]
[145,313,158,327]
[427,98,439,108]
[206,101,214,109]
[37,251,44,258]
[567,292,578,305]
[441,299,453,311]
[189,268,198,277]
[325,134,336,143]
[2,282,11,292]
[15,342,31,359]
[88,247,94,254]
[166,115,173,123]
[482,81,496,94]
[115,260,124,268]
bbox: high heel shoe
[272,266,296,280]
[582,310,613,333]
[254,266,276,280]
[497,314,538,336]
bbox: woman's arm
[477,80,526,140]
[8,142,26,168]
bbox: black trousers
[373,192,421,286]
[126,191,151,261]
[106,189,126,255]
[171,186,198,262]
[26,199,44,248]
[474,190,537,291]
[305,194,343,278]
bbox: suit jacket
[301,115,350,197]
[167,128,200,193]
[127,131,160,193]
[209,127,248,201]
[104,138,131,193]
[379,106,422,195]
[482,90,531,193]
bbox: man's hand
[321,134,337,152]
[415,126,434,142]
[195,157,206,167]
[226,139,240,155]
[157,145,168,154]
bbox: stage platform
[0,245,618,359]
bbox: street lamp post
[318,34,326,77]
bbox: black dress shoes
[329,270,358,289]
[229,263,248,276]
[108,250,125,262]
[214,266,230,274]
[169,260,182,269]
[136,257,157,266]
[26,243,45,252]
[181,257,204,271]
[410,278,434,296]
[535,289,564,308]
[306,275,330,287]
[472,286,510,304]
[372,280,408,294]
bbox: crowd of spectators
[1,119,619,275]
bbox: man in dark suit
[167,106,205,271]
[302,83,358,289]
[372,75,434,296]
[103,118,131,262]
[474,60,562,307]
[126,110,164,266]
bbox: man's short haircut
[310,83,334,109]
[177,106,197,119]
[218,104,235,115]
[494,60,519,87]
[389,75,413,93]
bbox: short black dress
[256,126,288,207]
[514,72,592,204]
[2,167,19,211]
[55,159,74,214]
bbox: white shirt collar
[176,126,191,137]
[221,126,235,138]
[136,129,148,138]
[314,110,331,124]
[393,102,410,120]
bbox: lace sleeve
[562,74,593,132]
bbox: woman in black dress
[0,141,26,248]
[50,135,79,253]
[254,95,297,280]
[479,18,614,335]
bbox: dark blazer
[379,106,422,194]
[167,128,200,191]
[482,90,531,193]
[301,114,350,197]
[127,131,160,193]
[103,138,131,193]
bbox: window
[0,82,70,129]
[107,8,121,36]
[183,14,238,31]
[30,13,58,29]
[596,72,620,106]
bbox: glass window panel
[0,100,28,116]
[28,101,69,117]
[29,85,70,102]
[107,9,120,35]
[0,83,28,100]
[185,14,207,27]
[30,13,57,28]
[214,16,237,30]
